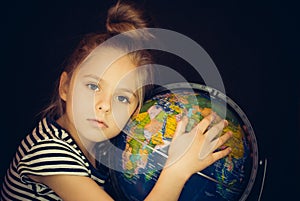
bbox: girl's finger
[199,131,232,161]
[210,147,232,163]
[203,120,228,142]
[198,120,229,160]
[211,130,233,149]
[172,116,188,141]
[198,137,216,160]
[194,112,216,134]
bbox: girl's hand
[166,113,233,179]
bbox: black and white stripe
[1,117,106,200]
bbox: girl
[1,1,232,200]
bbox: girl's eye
[87,83,100,91]
[117,96,130,104]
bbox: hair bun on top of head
[106,1,150,35]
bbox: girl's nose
[97,101,110,112]
[96,94,111,113]
[98,105,110,112]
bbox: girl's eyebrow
[83,74,100,81]
[117,88,137,97]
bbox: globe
[98,83,259,201]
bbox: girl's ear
[59,72,70,101]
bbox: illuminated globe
[99,83,259,201]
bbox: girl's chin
[78,130,110,143]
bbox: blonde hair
[42,1,154,119]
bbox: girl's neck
[78,137,97,167]
[56,115,97,168]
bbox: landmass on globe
[114,90,254,201]
[123,92,244,176]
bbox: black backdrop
[2,0,299,200]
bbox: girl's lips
[87,119,109,128]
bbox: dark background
[2,0,299,200]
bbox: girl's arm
[29,114,232,201]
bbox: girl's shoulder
[16,117,93,180]
[33,117,71,141]
[27,117,76,150]
[18,117,85,165]
[2,117,107,201]
[2,118,105,200]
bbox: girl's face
[59,49,139,144]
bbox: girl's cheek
[111,107,131,127]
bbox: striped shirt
[1,117,107,201]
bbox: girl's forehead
[79,55,135,76]
[83,46,129,66]
[78,47,134,75]
[75,54,142,91]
